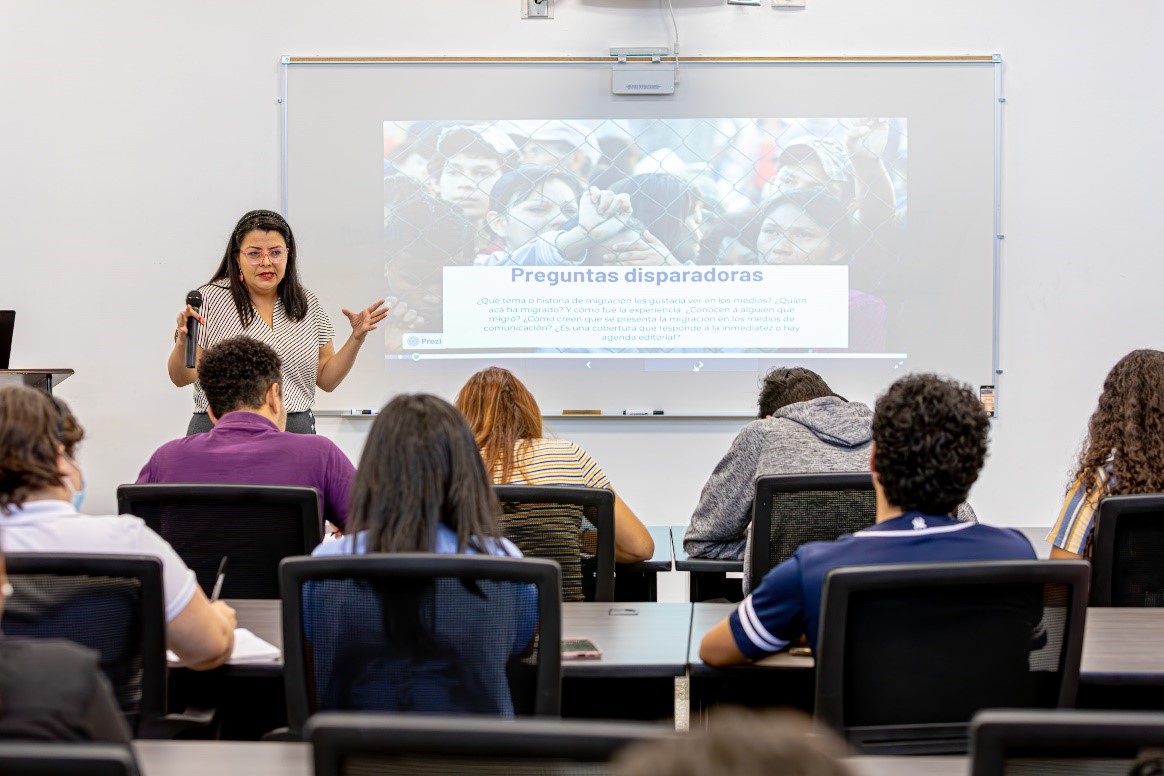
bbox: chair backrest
[117,483,323,599]
[1,554,167,739]
[1091,494,1164,607]
[493,485,615,602]
[748,473,876,591]
[280,554,562,737]
[0,743,139,776]
[815,560,1090,755]
[307,712,672,776]
[971,709,1164,776]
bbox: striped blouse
[493,438,612,489]
[1047,466,1112,555]
[193,280,335,414]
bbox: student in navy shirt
[700,373,1035,666]
[139,336,355,530]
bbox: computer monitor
[0,311,14,370]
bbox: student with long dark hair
[310,394,536,716]
[170,209,388,435]
[1049,349,1164,559]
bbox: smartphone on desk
[561,637,602,660]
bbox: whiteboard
[283,56,999,415]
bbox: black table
[215,599,693,722]
[671,525,744,601]
[691,602,1164,715]
[222,599,691,680]
[614,524,674,601]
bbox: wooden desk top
[131,741,965,776]
[226,599,692,679]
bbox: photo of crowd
[382,117,907,354]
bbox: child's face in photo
[496,179,580,252]
[757,202,842,265]
[439,152,503,220]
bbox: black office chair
[117,483,323,599]
[2,554,211,739]
[279,554,562,739]
[971,709,1164,775]
[747,473,876,592]
[814,560,1090,755]
[0,743,139,776]
[306,712,672,776]
[494,485,615,602]
[1090,494,1164,607]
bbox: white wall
[4,1,1163,533]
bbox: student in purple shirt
[138,336,355,529]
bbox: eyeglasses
[240,248,288,266]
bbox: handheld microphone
[185,290,203,369]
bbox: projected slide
[383,117,906,358]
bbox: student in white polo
[0,386,236,670]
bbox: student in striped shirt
[455,367,654,564]
[1048,349,1164,559]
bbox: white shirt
[0,500,199,622]
[193,279,335,414]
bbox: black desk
[671,525,744,602]
[614,525,674,601]
[217,599,692,723]
[691,602,1164,714]
[130,740,965,776]
[223,599,691,680]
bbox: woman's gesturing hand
[342,299,390,342]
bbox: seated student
[454,367,654,565]
[0,549,132,743]
[137,336,355,530]
[1049,349,1164,559]
[699,374,1034,666]
[0,386,235,670]
[311,394,536,716]
[615,708,851,776]
[685,367,975,587]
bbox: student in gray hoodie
[684,367,975,588]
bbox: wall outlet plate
[523,0,552,19]
[772,0,806,7]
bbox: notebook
[0,311,13,370]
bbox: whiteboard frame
[279,54,1005,413]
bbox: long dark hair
[1072,350,1164,504]
[208,209,309,325]
[347,394,502,553]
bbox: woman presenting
[169,210,387,435]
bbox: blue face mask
[63,458,86,512]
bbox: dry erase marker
[210,557,228,602]
[622,410,664,416]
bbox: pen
[210,556,228,602]
[346,409,376,415]
[622,410,665,416]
